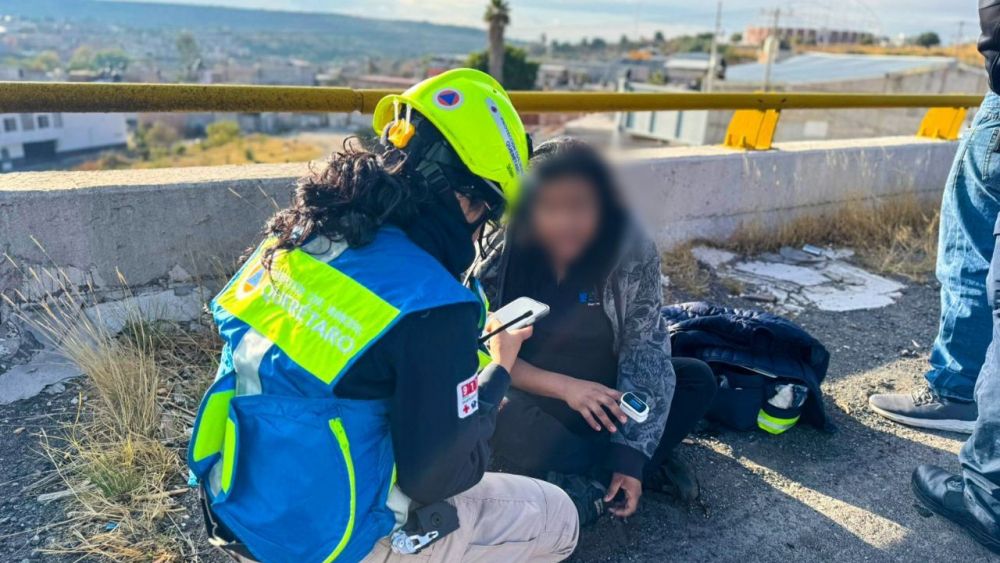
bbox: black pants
[492,358,717,481]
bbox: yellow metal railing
[0,81,983,150]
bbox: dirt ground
[1,277,998,562]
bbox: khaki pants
[363,472,579,563]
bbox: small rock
[43,382,65,395]
[13,427,25,435]
[741,292,778,303]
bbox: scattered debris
[37,488,83,505]
[83,287,207,335]
[0,351,83,406]
[692,244,905,314]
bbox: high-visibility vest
[187,227,480,563]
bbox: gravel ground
[1,276,998,562]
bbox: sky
[117,0,971,43]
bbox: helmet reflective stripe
[757,409,800,435]
[485,97,524,175]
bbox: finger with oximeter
[619,392,649,423]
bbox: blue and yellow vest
[187,227,480,563]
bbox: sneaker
[868,386,977,433]
[645,454,700,502]
[912,465,1000,555]
[545,471,606,527]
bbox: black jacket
[981,0,1000,94]
[662,302,834,432]
[332,193,510,506]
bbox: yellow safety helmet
[373,68,529,209]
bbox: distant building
[254,59,317,86]
[663,53,726,88]
[425,55,467,78]
[743,26,875,47]
[620,52,988,146]
[349,75,417,89]
[0,112,128,171]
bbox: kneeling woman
[475,138,717,523]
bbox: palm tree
[484,0,510,84]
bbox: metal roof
[724,52,956,86]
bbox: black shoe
[912,465,1000,555]
[645,454,700,503]
[869,386,977,433]
[545,471,606,527]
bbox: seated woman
[474,138,717,525]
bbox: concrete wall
[615,136,956,248]
[0,164,299,308]
[0,136,958,307]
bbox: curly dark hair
[257,138,429,269]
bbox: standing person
[912,209,1000,554]
[475,138,717,524]
[869,2,1000,433]
[187,69,578,563]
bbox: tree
[914,31,941,48]
[204,121,242,148]
[730,32,743,44]
[25,51,60,72]
[68,46,95,71]
[484,0,510,84]
[654,30,666,45]
[176,32,202,81]
[93,49,130,71]
[467,45,539,91]
[591,37,607,51]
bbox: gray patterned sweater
[472,224,675,478]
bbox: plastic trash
[767,383,809,410]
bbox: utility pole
[762,7,782,91]
[705,0,723,92]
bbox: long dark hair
[505,137,627,296]
[257,138,429,269]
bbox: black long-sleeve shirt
[980,0,1000,94]
[334,301,510,504]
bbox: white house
[0,112,128,171]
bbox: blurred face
[530,174,601,267]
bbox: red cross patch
[457,373,479,419]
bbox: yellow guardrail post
[723,109,781,151]
[917,107,969,141]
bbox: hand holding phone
[483,316,533,372]
[478,297,550,344]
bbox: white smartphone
[619,392,649,423]
[478,297,549,343]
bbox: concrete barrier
[616,136,956,248]
[0,136,957,306]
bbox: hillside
[0,0,488,60]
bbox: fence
[0,81,983,150]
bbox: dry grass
[725,196,940,281]
[77,134,324,171]
[661,244,713,298]
[3,254,218,561]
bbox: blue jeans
[959,213,1000,506]
[926,91,1000,402]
